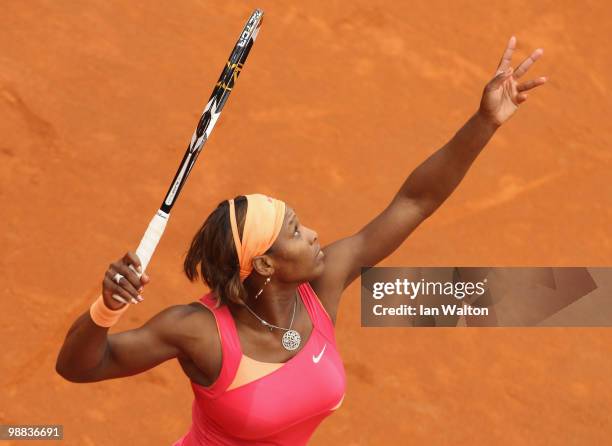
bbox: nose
[310,228,318,244]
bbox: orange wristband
[89,295,130,327]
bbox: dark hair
[183,195,272,308]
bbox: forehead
[285,206,296,226]
[269,206,298,251]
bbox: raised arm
[311,36,548,315]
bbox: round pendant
[282,329,301,351]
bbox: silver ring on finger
[113,272,124,285]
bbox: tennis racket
[112,9,264,303]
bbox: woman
[55,36,547,445]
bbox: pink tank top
[172,282,346,445]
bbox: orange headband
[228,194,286,281]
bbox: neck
[228,281,301,334]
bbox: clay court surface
[1,1,611,444]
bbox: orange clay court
[1,1,611,445]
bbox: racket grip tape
[135,210,170,274]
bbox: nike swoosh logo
[312,344,327,363]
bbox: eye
[293,224,300,237]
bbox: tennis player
[56,36,547,445]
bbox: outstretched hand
[478,36,548,126]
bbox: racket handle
[109,210,168,305]
[135,210,170,274]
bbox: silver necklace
[243,291,301,351]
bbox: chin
[311,261,325,279]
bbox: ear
[252,255,275,277]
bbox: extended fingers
[515,92,529,105]
[496,35,516,74]
[517,76,548,92]
[513,48,544,79]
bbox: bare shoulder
[174,301,222,360]
[143,302,219,358]
[149,302,209,327]
[174,301,219,332]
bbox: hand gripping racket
[112,9,264,303]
